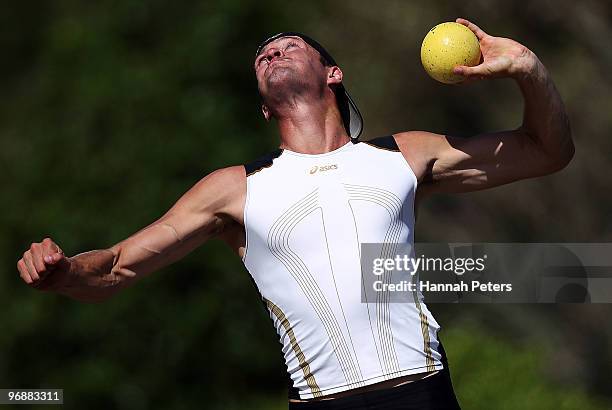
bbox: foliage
[1,1,610,408]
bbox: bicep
[109,166,245,283]
[396,130,557,194]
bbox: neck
[272,93,351,154]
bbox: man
[18,18,573,409]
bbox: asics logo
[309,164,338,174]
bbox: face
[254,36,342,119]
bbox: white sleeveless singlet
[242,136,443,400]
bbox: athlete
[17,18,573,409]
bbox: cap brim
[345,89,363,139]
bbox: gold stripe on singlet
[264,298,322,397]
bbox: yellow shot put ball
[421,22,481,84]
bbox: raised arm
[17,166,246,302]
[396,18,574,194]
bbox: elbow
[555,136,575,171]
[541,134,575,175]
[555,110,575,170]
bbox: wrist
[55,257,78,290]
[66,256,77,277]
[513,51,545,84]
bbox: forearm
[516,57,574,166]
[57,220,218,302]
[58,249,122,303]
[48,167,244,303]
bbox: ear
[326,66,343,86]
[261,104,271,121]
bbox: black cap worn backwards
[255,32,363,140]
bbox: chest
[245,152,417,249]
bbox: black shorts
[288,367,461,410]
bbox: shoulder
[393,130,446,150]
[361,132,445,154]
[153,165,247,234]
[176,165,246,215]
[392,131,447,184]
[198,165,246,189]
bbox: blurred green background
[1,0,611,409]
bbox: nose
[264,47,283,63]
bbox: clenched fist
[17,237,72,291]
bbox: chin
[266,66,296,87]
[270,69,315,97]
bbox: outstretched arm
[396,18,574,194]
[17,166,246,302]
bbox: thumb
[34,253,72,291]
[453,65,486,78]
[44,252,70,270]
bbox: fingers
[17,238,66,287]
[22,252,40,282]
[42,237,62,255]
[17,259,33,284]
[456,18,488,41]
[38,237,63,266]
[29,243,47,274]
